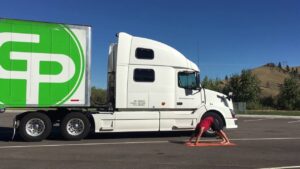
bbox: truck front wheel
[60,112,90,141]
[18,112,52,142]
[202,112,225,137]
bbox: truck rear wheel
[18,112,52,142]
[60,112,90,141]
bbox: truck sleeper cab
[94,32,237,133]
[14,32,237,141]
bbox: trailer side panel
[0,19,91,108]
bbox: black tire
[60,112,91,141]
[18,112,52,142]
[202,112,224,137]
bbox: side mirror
[188,85,201,91]
[227,92,233,100]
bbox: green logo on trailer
[0,19,85,107]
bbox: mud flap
[11,117,17,141]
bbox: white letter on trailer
[0,33,75,104]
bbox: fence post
[233,102,246,114]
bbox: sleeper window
[135,48,154,59]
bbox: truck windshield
[178,72,200,89]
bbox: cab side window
[134,69,155,82]
[178,72,199,89]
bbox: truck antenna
[196,40,200,70]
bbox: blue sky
[1,0,299,88]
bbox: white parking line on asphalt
[259,165,300,169]
[0,140,168,149]
[237,115,300,119]
[231,137,300,141]
[243,119,271,122]
[287,120,300,124]
[1,137,300,149]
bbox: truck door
[176,70,201,108]
[159,70,202,131]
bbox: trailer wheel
[18,112,52,142]
[60,112,90,140]
[202,112,224,137]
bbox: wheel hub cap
[66,118,84,136]
[25,118,46,137]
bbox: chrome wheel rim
[25,118,46,137]
[206,128,215,134]
[66,118,85,136]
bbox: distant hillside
[251,64,300,98]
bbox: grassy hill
[251,64,300,98]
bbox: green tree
[260,96,276,108]
[201,76,223,92]
[201,76,210,88]
[239,70,261,102]
[225,75,229,81]
[223,70,261,104]
[90,87,107,106]
[278,62,282,69]
[277,78,300,110]
[286,65,290,72]
[291,68,297,77]
[223,74,240,101]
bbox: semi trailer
[0,19,237,141]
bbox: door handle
[177,102,183,105]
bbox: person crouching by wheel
[187,116,230,145]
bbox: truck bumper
[225,118,238,129]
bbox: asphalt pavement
[0,112,300,169]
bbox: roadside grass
[239,110,300,116]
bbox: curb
[237,114,300,119]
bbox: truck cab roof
[116,32,199,72]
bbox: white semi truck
[0,19,237,141]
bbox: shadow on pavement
[168,140,186,145]
[0,126,193,142]
[0,127,13,142]
[86,130,192,140]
